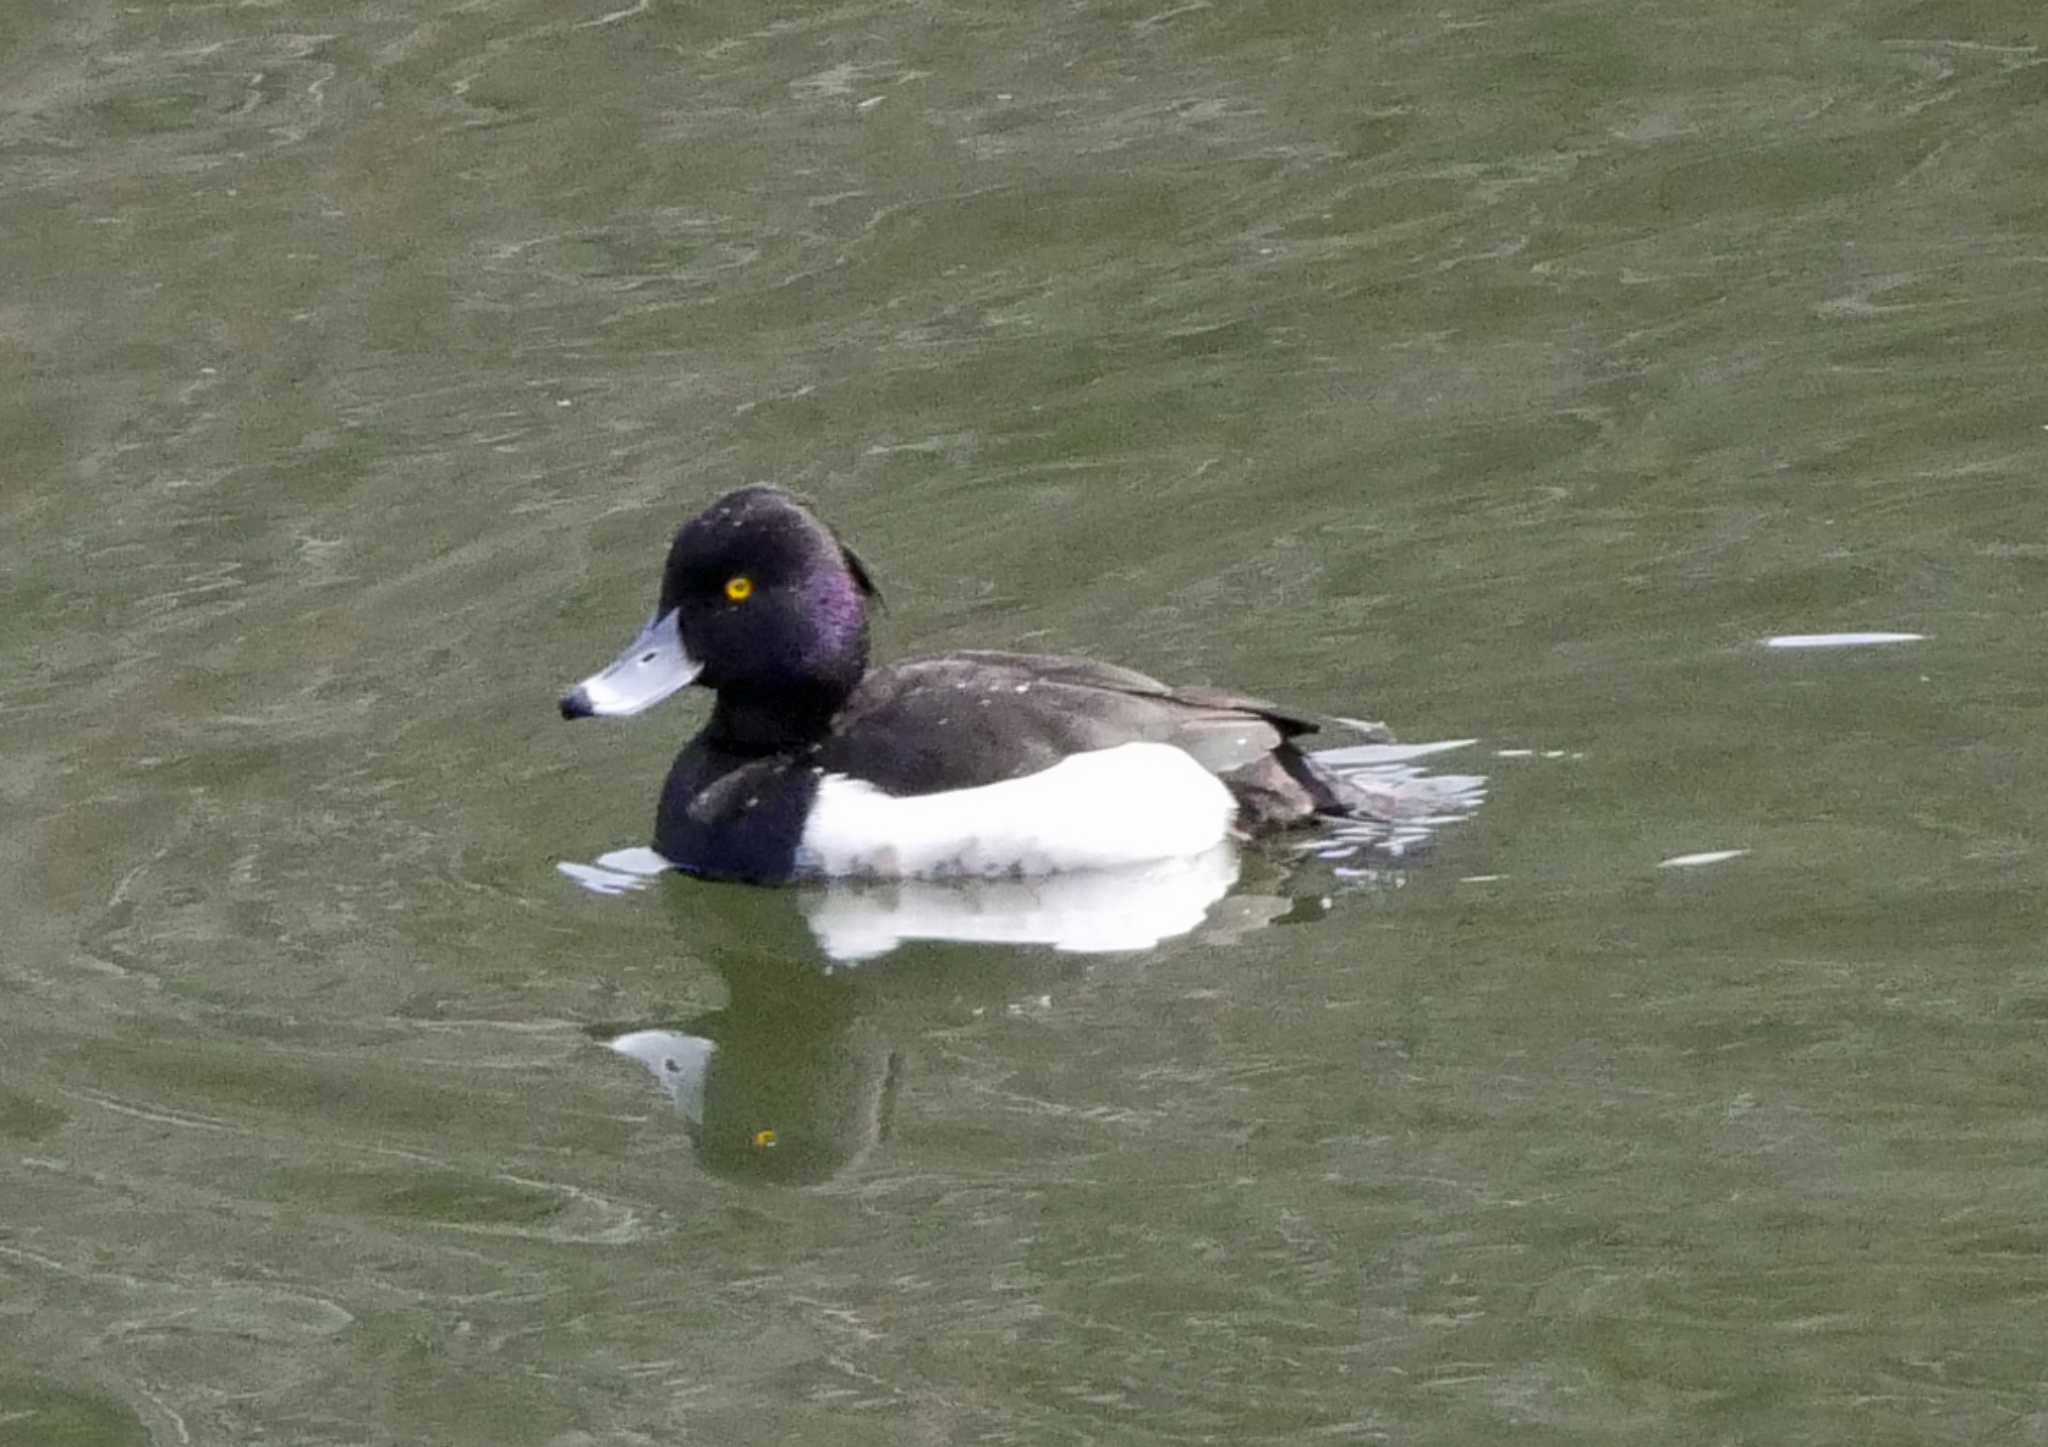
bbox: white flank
[796,741,1235,879]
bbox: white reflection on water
[557,846,669,896]
[1763,632,1924,649]
[801,846,1239,962]
[1657,849,1749,869]
[1293,739,1488,863]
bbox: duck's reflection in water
[583,740,1488,1184]
[609,1017,900,1187]
[597,850,1247,1184]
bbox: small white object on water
[558,847,671,896]
[1763,632,1923,650]
[1657,849,1749,869]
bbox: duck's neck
[705,684,850,754]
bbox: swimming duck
[560,486,1391,883]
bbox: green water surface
[4,0,2045,1442]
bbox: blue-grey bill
[559,610,700,718]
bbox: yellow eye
[752,1128,778,1149]
[724,575,754,602]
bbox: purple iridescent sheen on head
[651,486,877,706]
[800,555,871,678]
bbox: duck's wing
[946,651,1321,735]
[821,651,1320,796]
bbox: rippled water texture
[5,0,2046,1441]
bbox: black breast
[654,743,822,883]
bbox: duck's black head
[658,485,879,696]
[559,486,880,730]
